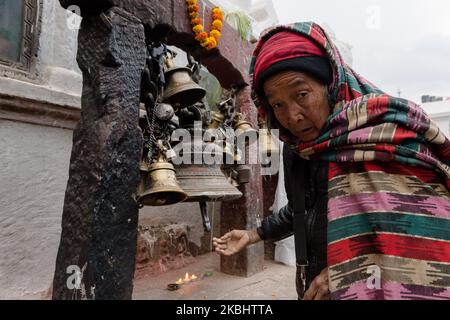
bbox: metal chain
[145,101,158,163]
[144,43,166,163]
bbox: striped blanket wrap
[250,22,450,300]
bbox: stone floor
[133,252,297,300]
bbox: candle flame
[175,272,198,284]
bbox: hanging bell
[234,113,257,150]
[173,135,242,202]
[137,149,188,207]
[208,111,225,129]
[162,57,206,108]
[234,113,257,136]
[176,164,243,202]
[258,118,279,159]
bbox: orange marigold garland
[186,0,223,51]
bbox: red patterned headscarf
[252,31,329,90]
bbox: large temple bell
[173,135,242,232]
[173,135,242,203]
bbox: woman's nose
[287,103,304,122]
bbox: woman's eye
[297,92,308,99]
[271,103,281,109]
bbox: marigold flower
[212,12,223,21]
[187,4,223,50]
[210,29,221,41]
[200,38,210,47]
[192,24,203,33]
[206,37,217,50]
[212,19,222,30]
[195,31,208,41]
[190,18,201,25]
[187,4,200,13]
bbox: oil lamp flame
[175,272,198,284]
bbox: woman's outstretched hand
[212,229,261,256]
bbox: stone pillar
[52,7,146,300]
[220,86,264,277]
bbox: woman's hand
[212,229,261,256]
[303,267,330,300]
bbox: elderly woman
[213,22,450,300]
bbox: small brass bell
[234,113,257,136]
[137,146,187,207]
[163,57,206,108]
[234,113,257,150]
[208,111,225,129]
[258,118,279,159]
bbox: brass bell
[234,113,257,136]
[137,147,187,207]
[258,118,279,159]
[176,164,243,202]
[235,119,255,133]
[234,113,257,151]
[208,111,225,129]
[173,136,242,202]
[163,57,206,108]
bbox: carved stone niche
[134,223,196,278]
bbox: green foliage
[199,68,223,109]
[224,10,253,41]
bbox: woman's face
[263,70,330,142]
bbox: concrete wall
[0,1,82,299]
[0,120,73,299]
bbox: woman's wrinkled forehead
[264,71,314,99]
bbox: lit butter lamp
[176,272,198,284]
[167,272,198,291]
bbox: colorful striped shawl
[250,22,450,300]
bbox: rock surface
[52,7,146,300]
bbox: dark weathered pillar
[220,86,264,277]
[52,7,146,299]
